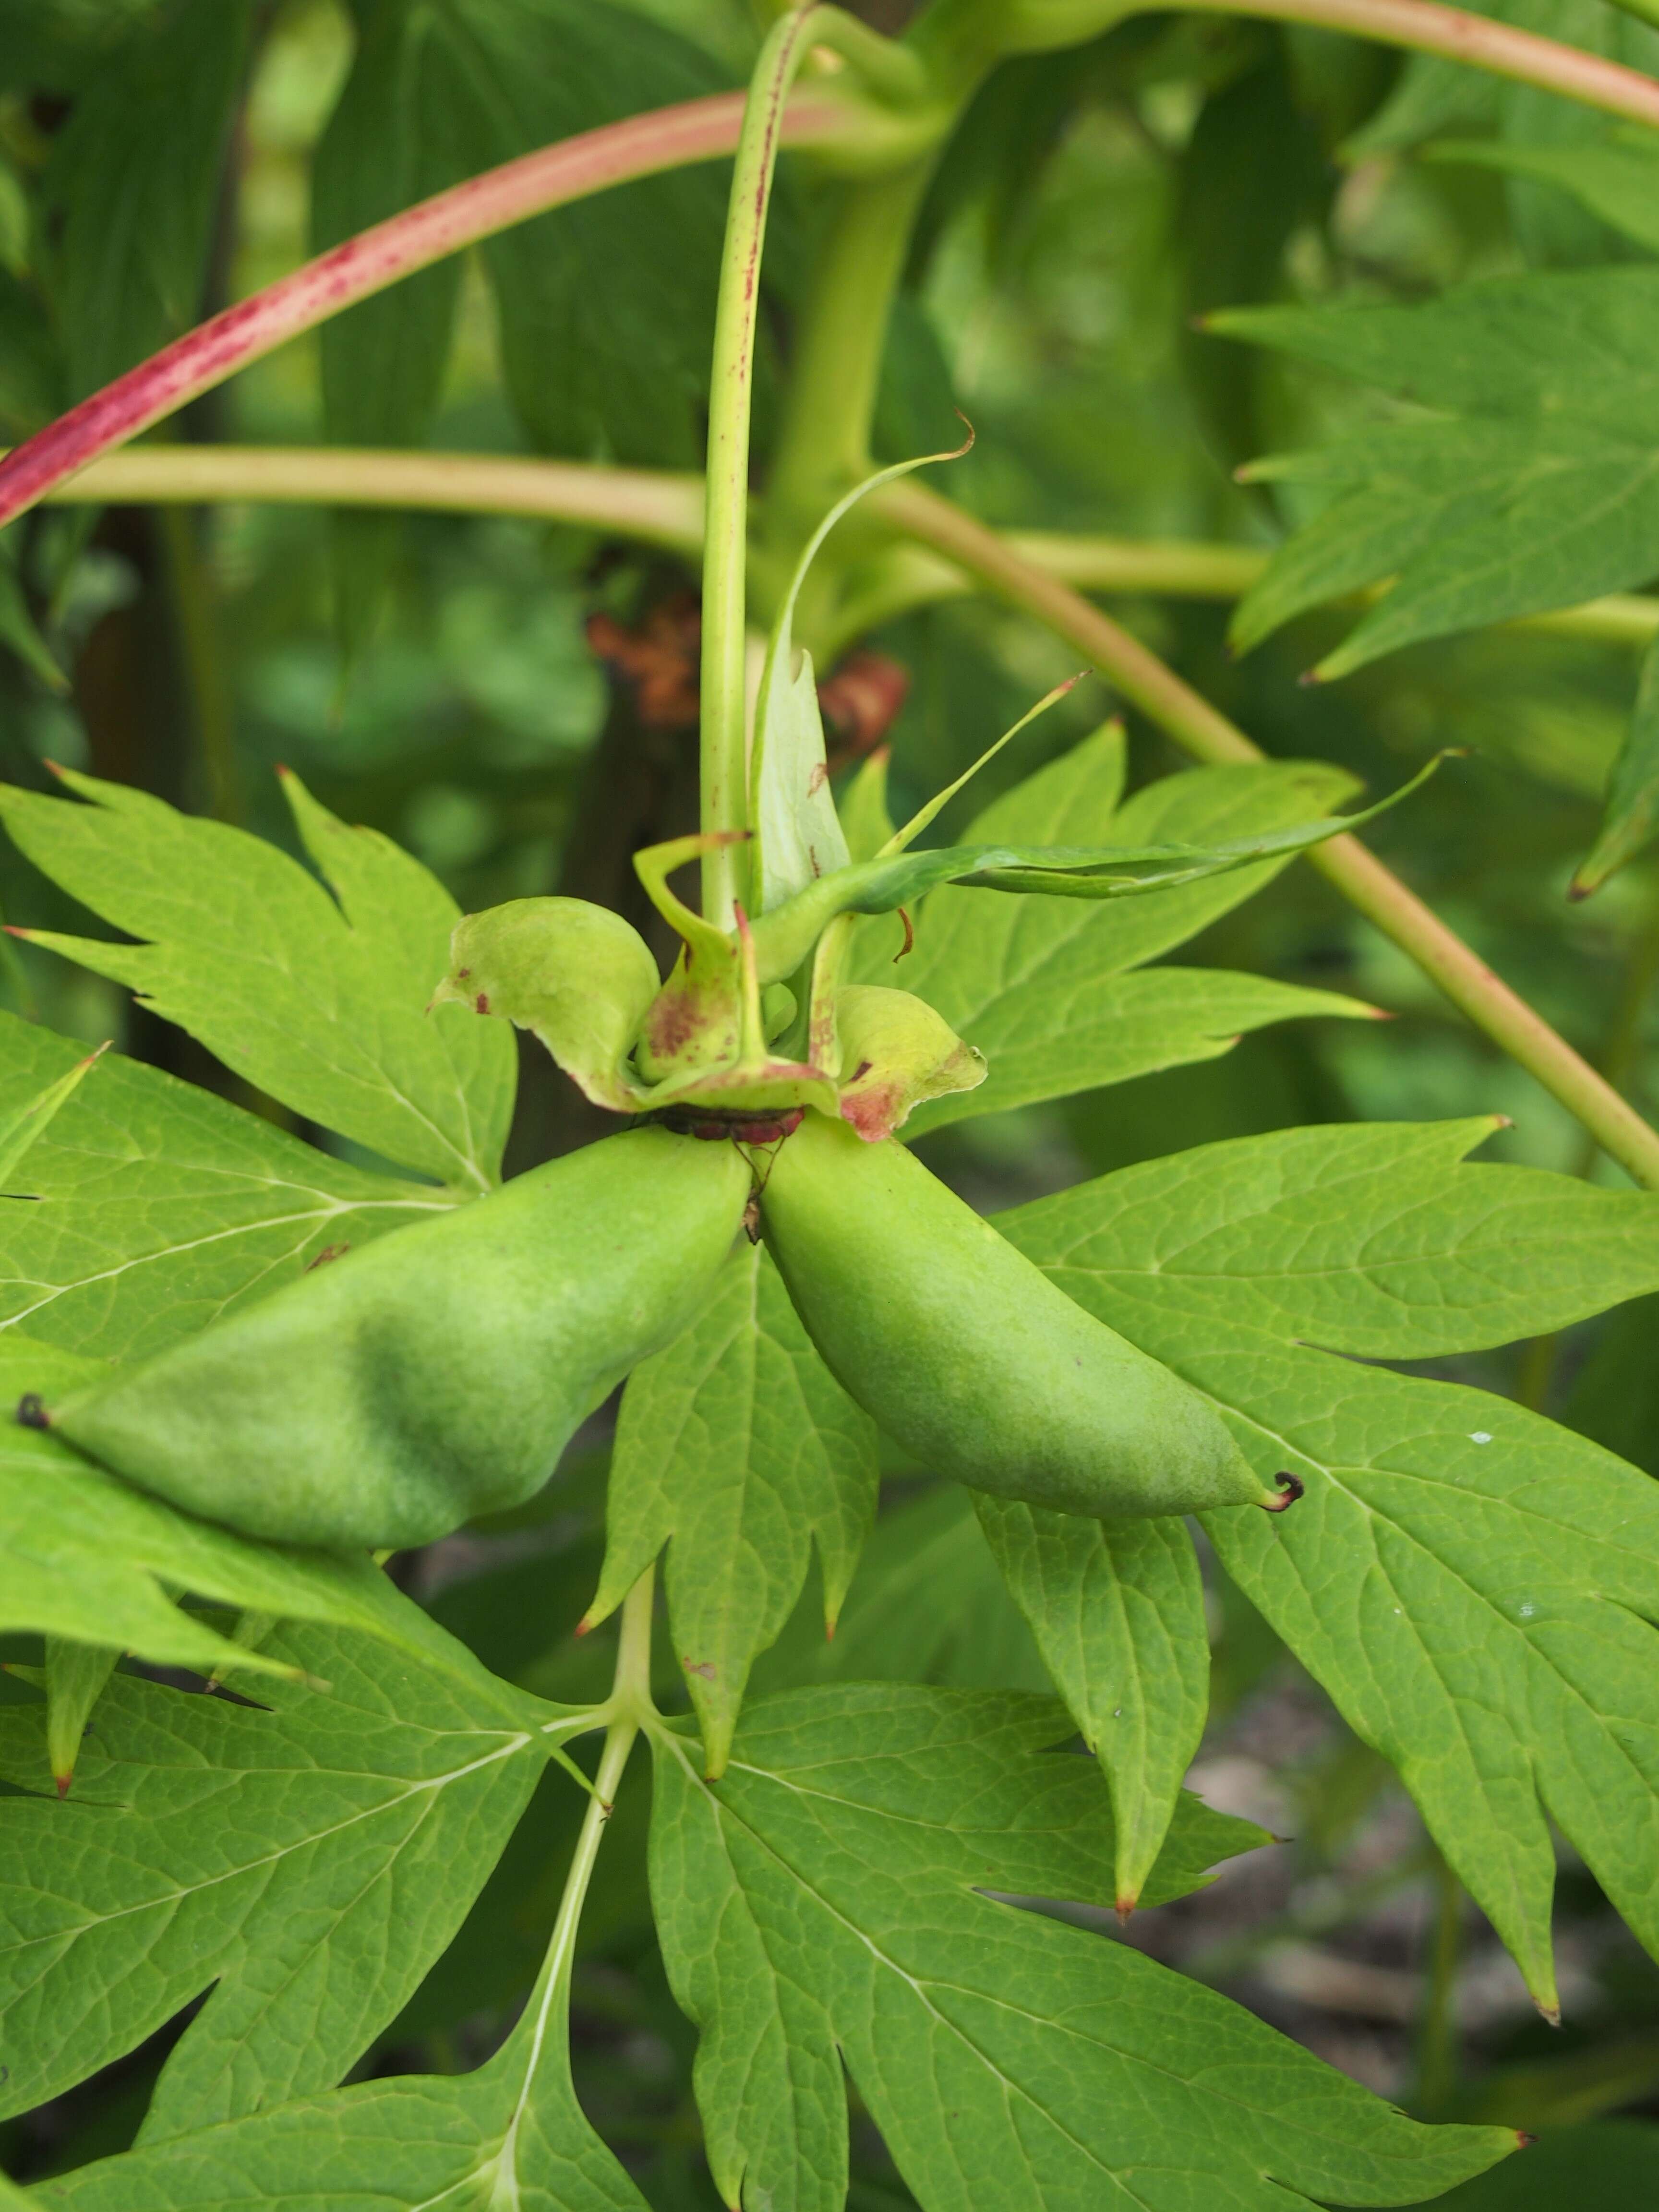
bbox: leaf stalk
[877,476,1659,1191]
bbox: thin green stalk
[20,445,706,553]
[811,527,1659,658]
[493,1567,656,2185]
[701,7,833,928]
[158,506,240,824]
[763,160,936,564]
[1414,1849,1466,2118]
[30,449,1656,656]
[877,476,1659,1190]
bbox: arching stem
[877,477,1659,1191]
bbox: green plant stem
[23,445,707,553]
[815,531,1659,657]
[34,448,1659,652]
[701,8,832,929]
[1414,1849,1466,2118]
[0,85,878,538]
[876,476,1659,1190]
[763,160,936,559]
[497,1568,654,2175]
[157,506,240,824]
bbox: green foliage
[849,728,1374,1128]
[0,1620,555,2135]
[974,1497,1206,1911]
[0,769,515,1190]
[649,1685,1510,2211]
[1002,1119,1659,2015]
[0,1006,449,1362]
[590,1241,878,1776]
[36,0,251,396]
[11,0,1659,2199]
[1219,270,1659,677]
[0,1333,476,1680]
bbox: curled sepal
[432,898,659,1113]
[751,750,1455,984]
[834,985,985,1141]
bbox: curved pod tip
[1260,1471,1305,1514]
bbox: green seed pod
[760,1112,1293,1520]
[36,1127,750,1551]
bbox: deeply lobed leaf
[0,770,515,1190]
[1002,1118,1659,2012]
[0,1620,561,2137]
[650,1682,1513,2212]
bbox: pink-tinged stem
[0,88,846,537]
[1198,0,1659,125]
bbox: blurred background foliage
[2,0,1659,2201]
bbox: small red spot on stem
[475,993,489,1015]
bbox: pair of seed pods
[24,1113,1296,1551]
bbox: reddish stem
[1209,0,1659,126]
[0,88,846,536]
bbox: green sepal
[834,984,986,1140]
[433,897,661,1113]
[751,751,1451,985]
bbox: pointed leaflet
[589,1243,878,1775]
[847,728,1374,1129]
[30,1946,646,2212]
[0,1039,103,1192]
[0,1617,562,2138]
[0,1009,456,1363]
[1215,269,1659,677]
[42,1636,118,1795]
[649,1683,1512,2212]
[974,1499,1207,1915]
[998,1118,1659,2013]
[0,1336,505,1695]
[0,769,515,1190]
[749,445,979,917]
[1428,2123,1659,2209]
